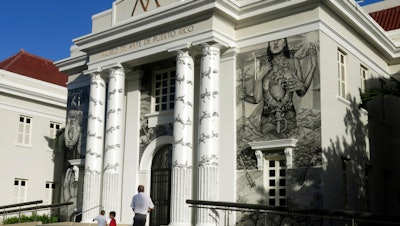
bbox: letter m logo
[131,0,161,16]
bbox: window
[152,68,176,112]
[49,122,61,139]
[360,65,369,92]
[45,182,56,204]
[18,116,32,145]
[267,158,287,206]
[337,49,347,98]
[13,179,27,203]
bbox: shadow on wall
[236,92,400,225]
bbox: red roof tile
[0,49,67,87]
[370,6,400,31]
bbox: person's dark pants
[133,214,147,226]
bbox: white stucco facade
[0,69,67,212]
[55,0,400,225]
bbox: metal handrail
[73,205,104,223]
[1,202,73,223]
[187,199,400,225]
[0,200,43,210]
[0,202,73,215]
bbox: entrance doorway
[150,144,172,226]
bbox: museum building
[55,0,400,225]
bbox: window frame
[45,181,56,204]
[13,178,28,203]
[151,67,176,113]
[265,156,287,207]
[360,65,369,93]
[337,49,347,99]
[17,115,32,145]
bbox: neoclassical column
[169,50,194,226]
[197,43,221,226]
[102,64,126,217]
[82,70,106,222]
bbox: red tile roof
[0,49,67,87]
[370,5,400,31]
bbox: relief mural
[236,31,323,225]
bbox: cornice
[0,70,67,107]
[323,0,400,63]
[73,1,217,53]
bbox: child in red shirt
[109,211,116,226]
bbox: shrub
[2,214,58,224]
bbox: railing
[0,201,73,223]
[73,205,104,223]
[1,200,43,223]
[186,200,400,226]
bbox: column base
[168,223,192,226]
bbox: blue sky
[0,0,382,62]
[0,1,112,62]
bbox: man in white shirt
[93,210,107,226]
[130,185,154,226]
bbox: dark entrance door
[150,144,172,226]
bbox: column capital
[168,43,192,53]
[84,68,102,77]
[201,42,223,51]
[101,62,124,73]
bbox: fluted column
[169,50,194,226]
[102,65,126,216]
[82,71,106,222]
[197,43,221,226]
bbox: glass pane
[269,199,275,206]
[169,102,174,109]
[155,105,160,111]
[269,170,275,177]
[46,183,49,188]
[170,86,175,93]
[162,104,167,110]
[279,179,286,186]
[269,180,275,186]
[156,97,160,103]
[170,95,175,101]
[162,88,168,94]
[26,118,30,124]
[162,96,167,102]
[156,82,161,88]
[279,160,285,166]
[156,90,160,96]
[280,169,285,176]
[20,117,24,122]
[14,180,19,185]
[156,74,161,80]
[21,181,26,186]
[270,161,275,167]
[50,123,54,128]
[269,189,275,196]
[162,73,167,79]
[162,80,168,86]
[279,199,286,206]
[279,189,286,196]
